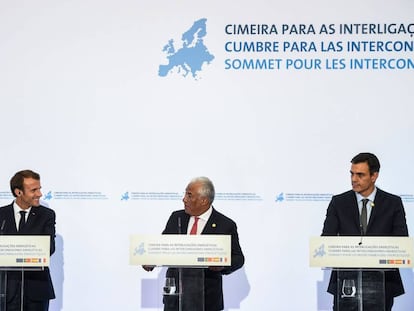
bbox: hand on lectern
[142,265,155,272]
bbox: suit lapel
[3,204,18,234]
[202,208,217,234]
[180,212,190,234]
[24,207,38,232]
[347,191,361,232]
[367,189,382,233]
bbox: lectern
[309,236,414,311]
[0,235,50,311]
[334,268,386,311]
[163,268,205,311]
[130,234,231,311]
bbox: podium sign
[129,234,231,267]
[0,235,50,267]
[309,236,414,268]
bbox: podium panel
[0,272,5,311]
[130,234,231,267]
[0,236,50,311]
[310,237,414,311]
[336,269,385,311]
[163,268,204,311]
[131,234,232,311]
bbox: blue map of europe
[158,18,215,79]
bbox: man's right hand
[142,265,155,272]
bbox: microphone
[359,224,363,245]
[178,217,182,234]
[0,220,5,234]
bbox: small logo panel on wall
[42,191,108,201]
[275,193,414,204]
[120,192,182,201]
[275,192,333,203]
[120,191,262,202]
[0,191,13,201]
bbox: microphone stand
[0,220,6,311]
[357,223,364,311]
[177,217,183,311]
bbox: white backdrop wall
[1,0,413,310]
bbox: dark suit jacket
[322,189,409,298]
[0,203,56,301]
[162,208,245,311]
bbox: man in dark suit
[0,170,56,311]
[144,176,245,311]
[322,153,409,311]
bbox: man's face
[16,178,42,209]
[183,181,209,216]
[350,162,378,197]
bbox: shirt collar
[355,187,377,203]
[196,205,213,222]
[13,201,32,215]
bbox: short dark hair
[351,153,380,174]
[10,170,40,197]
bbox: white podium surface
[130,234,231,267]
[0,235,50,267]
[310,236,414,268]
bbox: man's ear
[371,172,379,183]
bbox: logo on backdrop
[120,191,262,202]
[43,191,53,200]
[158,18,215,79]
[275,192,333,203]
[274,192,414,203]
[40,191,108,201]
[121,192,130,201]
[0,191,13,201]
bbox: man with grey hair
[144,176,244,311]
